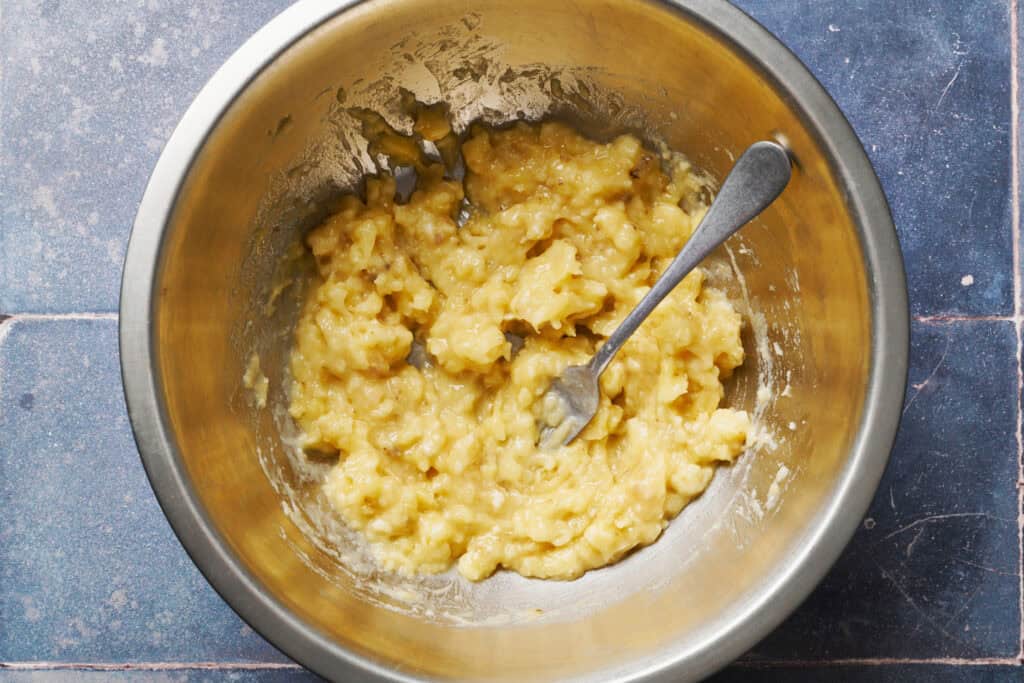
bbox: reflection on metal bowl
[120,1,908,680]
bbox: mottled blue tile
[0,0,291,313]
[1016,1,1024,314]
[0,319,289,663]
[0,670,316,683]
[3,0,1010,317]
[748,321,1019,659]
[735,0,1012,317]
[711,664,1020,683]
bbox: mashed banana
[288,121,749,581]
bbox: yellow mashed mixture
[288,121,749,581]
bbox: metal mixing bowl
[120,0,909,680]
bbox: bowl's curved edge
[119,2,402,682]
[119,1,910,681]
[652,2,909,681]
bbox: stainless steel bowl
[120,1,908,680]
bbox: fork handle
[588,140,792,377]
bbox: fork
[538,140,793,448]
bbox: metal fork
[538,140,793,448]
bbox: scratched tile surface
[0,0,1021,682]
[0,320,290,664]
[732,0,1012,318]
[745,321,1020,659]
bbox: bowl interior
[151,0,875,679]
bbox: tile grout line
[1012,0,1024,664]
[0,318,12,401]
[0,662,303,671]
[915,314,1017,323]
[3,658,1022,671]
[736,657,1020,668]
[0,312,119,321]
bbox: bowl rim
[119,1,909,681]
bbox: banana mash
[288,120,750,581]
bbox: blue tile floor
[1,0,1021,681]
